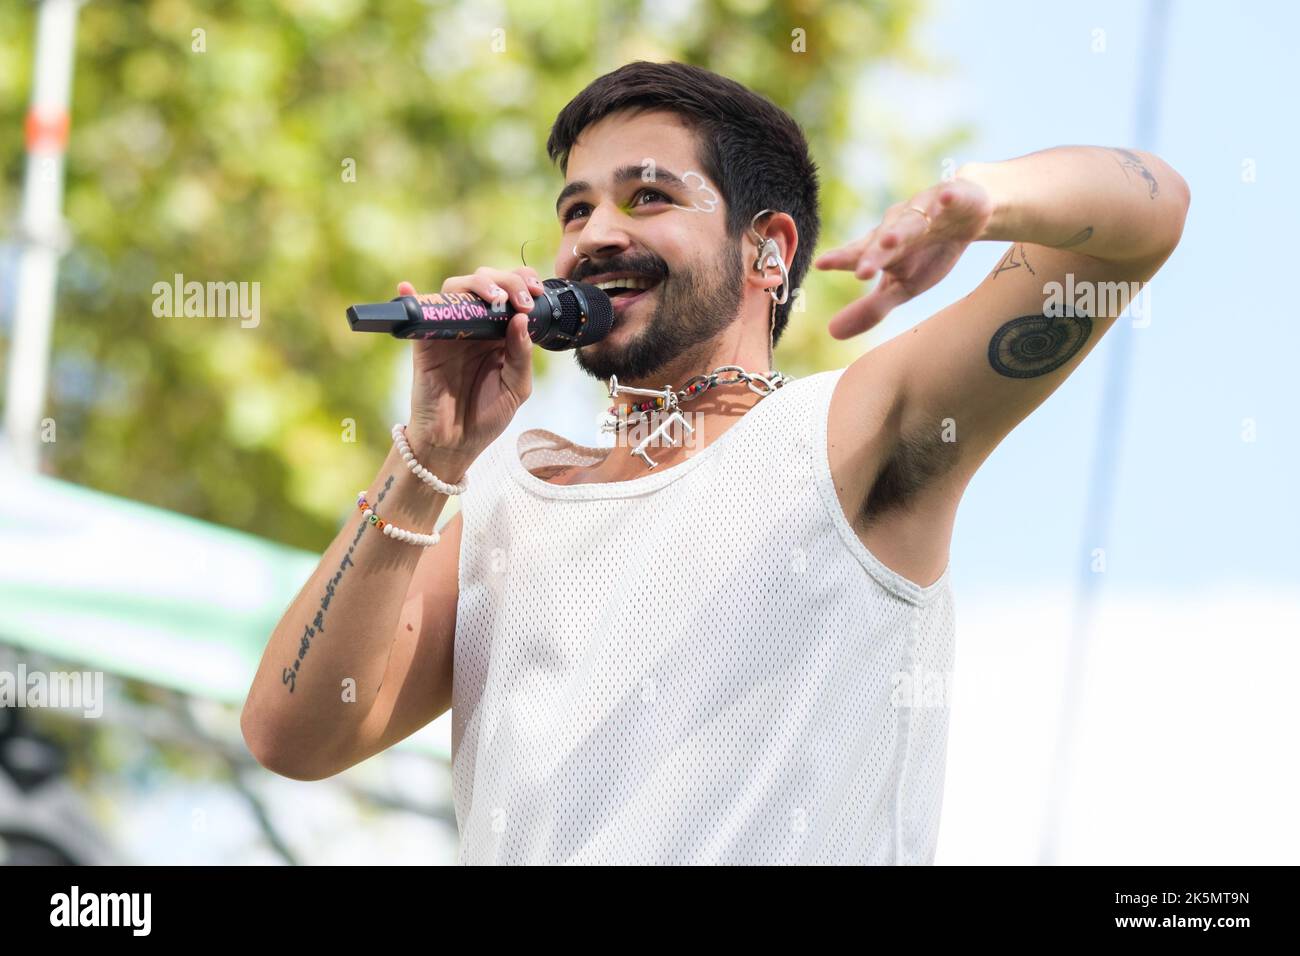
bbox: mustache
[572,254,670,284]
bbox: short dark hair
[547,60,820,346]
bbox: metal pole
[1038,0,1171,864]
[2,0,82,472]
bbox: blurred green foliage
[0,0,967,549]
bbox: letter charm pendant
[631,409,693,468]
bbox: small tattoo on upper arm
[987,313,1093,379]
[1058,226,1093,248]
[1112,148,1159,198]
[991,243,1035,279]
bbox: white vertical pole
[2,0,82,472]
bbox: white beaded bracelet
[357,492,440,547]
[392,423,470,496]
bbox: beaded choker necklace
[599,364,793,468]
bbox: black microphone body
[346,278,613,351]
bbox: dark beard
[572,237,744,383]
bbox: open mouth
[590,275,663,313]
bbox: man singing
[242,60,1189,864]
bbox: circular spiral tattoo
[987,313,1093,379]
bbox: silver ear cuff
[748,209,789,305]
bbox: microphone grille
[541,279,614,350]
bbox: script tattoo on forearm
[282,473,396,693]
[1057,226,1094,248]
[987,313,1092,379]
[991,242,1035,279]
[1112,148,1159,198]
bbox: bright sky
[905,0,1299,864]
[889,0,1299,598]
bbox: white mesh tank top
[451,366,956,864]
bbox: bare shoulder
[826,345,905,524]
[826,336,968,589]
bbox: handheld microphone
[346,278,614,351]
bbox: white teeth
[592,276,657,292]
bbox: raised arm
[816,145,1190,513]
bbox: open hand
[813,177,993,338]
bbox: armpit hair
[861,424,962,523]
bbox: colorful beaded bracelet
[356,492,441,547]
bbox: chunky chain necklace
[599,364,794,468]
